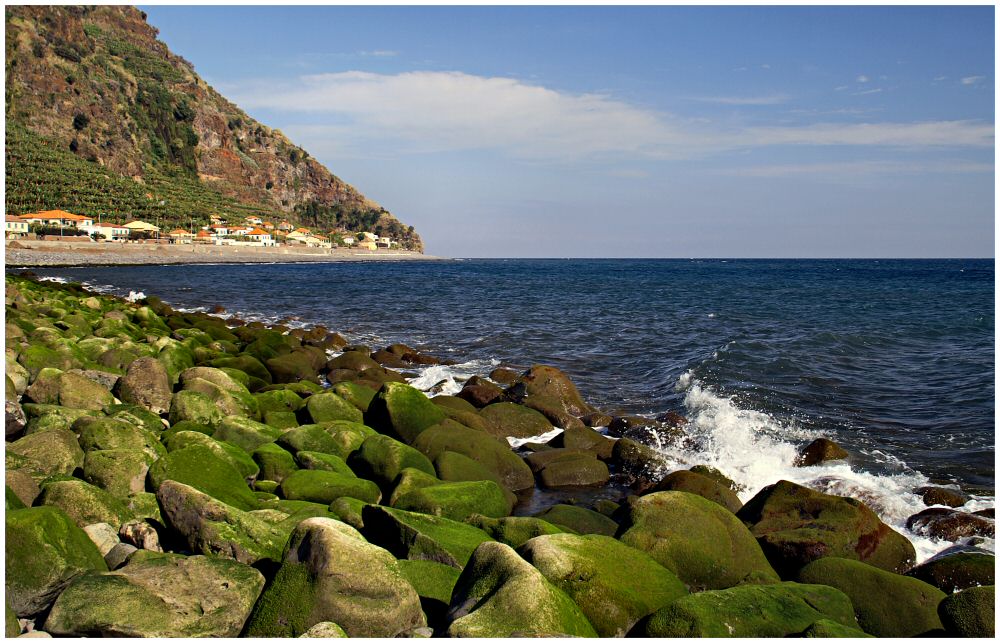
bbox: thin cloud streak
[686,94,790,105]
[233,70,995,161]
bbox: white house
[5,216,29,238]
[124,220,160,234]
[19,210,94,228]
[245,228,276,246]
[82,222,130,241]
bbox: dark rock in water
[501,365,593,417]
[974,508,995,518]
[737,480,916,577]
[906,547,995,592]
[644,470,743,513]
[523,448,609,487]
[795,438,849,466]
[655,410,688,427]
[488,367,520,386]
[688,465,740,491]
[797,557,946,637]
[906,508,995,540]
[918,485,969,508]
[371,349,407,368]
[457,377,503,408]
[553,425,615,460]
[479,402,553,439]
[612,437,666,482]
[326,350,379,372]
[580,412,613,428]
[938,585,995,638]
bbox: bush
[72,114,89,131]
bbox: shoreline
[4,239,444,267]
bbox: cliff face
[5,5,422,250]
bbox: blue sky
[142,5,994,257]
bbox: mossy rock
[389,467,442,506]
[612,437,667,480]
[538,455,610,488]
[212,354,273,384]
[212,416,283,452]
[148,444,258,511]
[365,382,447,443]
[466,514,568,548]
[6,484,27,510]
[906,549,995,592]
[168,390,225,427]
[797,556,946,637]
[43,552,265,637]
[280,470,382,505]
[106,404,166,435]
[5,506,108,617]
[938,585,994,638]
[18,344,79,379]
[413,420,534,492]
[646,469,743,513]
[362,504,494,568]
[328,496,367,530]
[156,481,287,564]
[266,349,324,384]
[326,350,380,372]
[555,425,615,460]
[737,480,916,576]
[263,410,299,430]
[244,518,426,637]
[617,491,779,590]
[125,492,162,524]
[159,420,213,442]
[116,357,172,414]
[156,342,196,384]
[254,388,304,415]
[305,391,364,424]
[74,416,165,460]
[254,479,280,494]
[534,504,617,536]
[163,430,260,482]
[644,581,861,637]
[82,449,154,498]
[398,558,462,613]
[252,443,300,483]
[180,367,259,419]
[303,420,377,459]
[431,395,478,414]
[7,428,85,479]
[802,618,874,637]
[446,541,597,637]
[39,479,133,529]
[478,402,554,439]
[296,451,356,477]
[332,381,377,412]
[433,450,518,507]
[277,423,346,456]
[348,433,436,489]
[520,533,688,637]
[5,600,19,637]
[394,479,512,521]
[299,621,349,637]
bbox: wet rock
[479,402,554,439]
[938,585,995,638]
[918,485,969,508]
[553,425,615,460]
[906,547,995,592]
[580,412,613,428]
[534,504,618,536]
[488,367,520,386]
[738,480,916,576]
[644,469,743,513]
[456,376,503,408]
[796,438,849,466]
[326,350,380,372]
[906,507,994,540]
[612,437,667,481]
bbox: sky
[141,5,995,257]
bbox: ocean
[22,258,995,560]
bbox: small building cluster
[4,209,398,251]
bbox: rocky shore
[4,274,995,638]
[5,240,441,268]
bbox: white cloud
[232,70,995,161]
[853,88,883,95]
[686,94,789,105]
[961,75,985,85]
[360,50,398,58]
[933,76,948,82]
[856,74,870,83]
[834,85,849,91]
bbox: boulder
[918,485,969,508]
[5,506,108,617]
[212,416,282,452]
[148,444,258,511]
[466,514,568,548]
[364,382,447,443]
[6,470,40,507]
[155,481,286,564]
[73,416,165,460]
[362,505,494,568]
[456,378,503,408]
[644,581,861,637]
[537,454,610,488]
[7,429,85,479]
[394,480,512,521]
[326,350,380,372]
[168,390,224,427]
[796,438,849,466]
[299,621,349,638]
[296,451,355,477]
[431,395,478,414]
[906,548,995,592]
[612,437,667,481]
[348,433,436,489]
[38,480,133,529]
[446,541,597,637]
[43,552,264,637]
[244,518,426,637]
[389,467,442,506]
[305,392,364,424]
[906,507,994,540]
[478,402,554,439]
[938,585,994,638]
[520,533,688,637]
[30,371,113,411]
[252,443,300,483]
[488,367,520,386]
[280,470,382,505]
[331,382,377,412]
[119,520,162,552]
[254,388,304,415]
[503,366,593,416]
[212,355,273,384]
[413,420,534,492]
[179,367,259,419]
[534,504,617,536]
[82,449,153,497]
[397,559,462,621]
[328,497,367,530]
[617,491,779,590]
[115,357,172,414]
[644,469,743,513]
[737,480,916,576]
[82,523,120,557]
[797,556,945,637]
[555,425,615,460]
[163,431,259,482]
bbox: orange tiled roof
[168,228,192,235]
[196,230,213,238]
[248,228,270,236]
[293,228,310,234]
[28,210,90,221]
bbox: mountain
[5,5,422,250]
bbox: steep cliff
[5,5,422,250]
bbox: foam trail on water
[656,372,994,563]
[407,358,500,397]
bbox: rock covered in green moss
[179,367,259,419]
[398,558,462,610]
[796,437,850,466]
[5,600,19,637]
[413,420,534,491]
[906,548,995,592]
[5,506,108,617]
[244,518,425,637]
[644,582,861,637]
[348,433,435,488]
[466,514,568,548]
[478,402,554,439]
[394,479,512,521]
[82,449,152,497]
[296,450,355,477]
[802,618,874,637]
[7,428,85,479]
[362,504,494,568]
[332,381,376,412]
[534,504,617,536]
[938,585,994,638]
[43,552,264,637]
[280,469,381,505]
[645,469,743,513]
[797,556,945,637]
[617,491,779,590]
[446,541,597,637]
[168,390,224,427]
[365,382,447,443]
[305,391,364,424]
[520,533,688,636]
[156,481,286,564]
[38,479,133,529]
[299,621,349,637]
[164,430,259,482]
[115,357,172,414]
[25,370,114,410]
[211,416,282,452]
[737,480,916,576]
[148,444,257,510]
[251,442,299,482]
[74,416,165,460]
[328,496,367,530]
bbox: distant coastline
[5,239,443,268]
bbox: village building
[5,216,29,238]
[245,228,276,246]
[194,230,215,244]
[261,221,275,230]
[19,210,94,228]
[124,220,161,235]
[168,229,194,244]
[84,222,130,241]
[245,216,263,226]
[278,220,294,231]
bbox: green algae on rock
[938,585,995,638]
[149,444,259,511]
[365,382,448,443]
[280,469,382,505]
[362,504,494,568]
[466,514,568,548]
[393,479,513,521]
[534,504,618,536]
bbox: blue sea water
[23,258,994,558]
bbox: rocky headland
[4,274,995,638]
